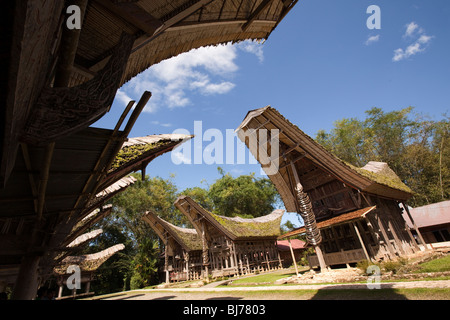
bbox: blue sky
[93,0,450,227]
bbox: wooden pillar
[356,220,376,259]
[264,242,271,271]
[402,202,428,250]
[201,221,209,279]
[232,242,239,274]
[288,238,299,276]
[404,221,420,252]
[374,213,397,258]
[164,235,169,283]
[58,285,63,299]
[12,255,40,300]
[352,222,371,262]
[54,0,88,88]
[277,251,283,269]
[289,162,327,272]
[314,245,327,272]
[387,219,406,255]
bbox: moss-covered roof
[175,196,285,240]
[209,210,284,239]
[236,106,413,209]
[54,244,125,274]
[350,162,413,194]
[166,222,203,252]
[143,210,203,252]
[110,136,178,171]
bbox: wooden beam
[132,0,215,53]
[402,201,428,250]
[54,0,88,87]
[95,0,163,35]
[242,0,273,31]
[37,142,55,220]
[352,222,371,262]
[288,238,299,276]
[20,143,39,213]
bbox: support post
[352,222,371,262]
[402,202,428,250]
[11,255,40,300]
[201,221,209,280]
[288,238,299,276]
[289,162,327,272]
[164,236,169,283]
[375,213,398,258]
[314,245,327,272]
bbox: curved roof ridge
[214,208,285,223]
[236,106,413,210]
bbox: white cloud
[236,40,264,63]
[151,120,172,127]
[404,22,419,37]
[120,43,240,111]
[418,34,432,44]
[393,22,433,62]
[365,34,380,45]
[115,89,133,107]
[116,40,264,113]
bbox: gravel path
[94,279,450,300]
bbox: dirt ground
[90,279,450,300]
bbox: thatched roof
[142,210,203,252]
[100,134,192,190]
[236,106,413,214]
[66,229,103,248]
[54,244,125,274]
[278,206,376,239]
[2,1,298,188]
[70,0,299,87]
[175,195,284,240]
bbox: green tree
[206,167,281,218]
[87,174,189,292]
[181,186,214,211]
[315,107,449,207]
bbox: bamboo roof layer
[175,195,284,240]
[70,0,299,87]
[100,134,193,190]
[236,106,413,214]
[1,0,298,188]
[67,229,103,248]
[142,210,203,252]
[54,244,125,274]
[278,206,376,239]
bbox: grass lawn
[225,267,307,285]
[233,288,450,300]
[415,254,450,273]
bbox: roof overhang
[278,206,376,239]
[236,106,412,214]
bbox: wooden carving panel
[21,32,135,144]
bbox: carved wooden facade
[175,196,284,278]
[142,211,203,282]
[237,106,423,269]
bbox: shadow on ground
[310,288,408,300]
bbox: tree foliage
[315,107,449,207]
[85,170,281,293]
[207,167,281,218]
